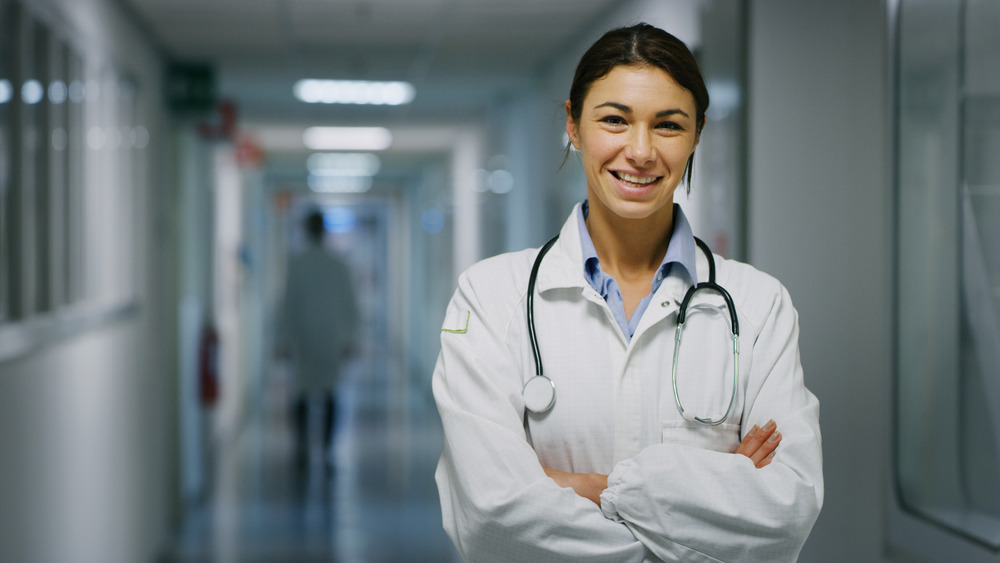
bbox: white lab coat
[280,245,358,395]
[433,204,823,562]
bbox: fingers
[733,419,782,468]
[754,430,780,468]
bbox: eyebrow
[594,101,690,119]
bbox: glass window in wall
[82,60,104,304]
[693,0,747,260]
[0,0,12,322]
[66,48,85,305]
[47,36,69,310]
[98,65,123,306]
[31,18,52,314]
[116,75,137,304]
[7,4,35,320]
[895,0,1000,548]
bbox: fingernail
[765,419,776,430]
[748,424,759,437]
[769,431,781,443]
[766,451,776,459]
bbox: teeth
[617,172,658,185]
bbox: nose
[624,127,655,165]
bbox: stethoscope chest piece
[523,375,555,414]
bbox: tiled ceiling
[121,0,623,124]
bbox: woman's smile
[611,170,662,188]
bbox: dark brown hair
[567,23,709,187]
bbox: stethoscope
[522,235,740,426]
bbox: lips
[611,170,661,188]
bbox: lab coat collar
[534,203,707,296]
[532,204,725,341]
[533,203,592,294]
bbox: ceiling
[121,0,623,128]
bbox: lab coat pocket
[661,421,741,453]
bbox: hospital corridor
[163,352,458,562]
[1,0,1000,562]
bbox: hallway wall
[0,0,176,561]
[746,0,891,560]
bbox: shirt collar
[577,199,698,289]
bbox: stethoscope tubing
[527,235,560,378]
[524,234,740,424]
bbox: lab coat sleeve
[600,283,823,563]
[433,266,656,563]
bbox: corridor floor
[163,362,460,563]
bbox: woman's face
[566,64,700,223]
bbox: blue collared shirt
[577,200,697,342]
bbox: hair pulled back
[567,23,710,186]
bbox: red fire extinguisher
[198,325,220,406]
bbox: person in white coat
[279,209,359,465]
[433,23,822,562]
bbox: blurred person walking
[278,209,359,467]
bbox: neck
[585,201,674,281]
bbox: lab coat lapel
[533,203,590,294]
[532,205,628,344]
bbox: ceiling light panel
[302,127,393,151]
[294,79,415,106]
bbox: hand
[733,419,781,468]
[544,467,607,506]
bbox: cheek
[579,134,619,167]
[664,137,698,163]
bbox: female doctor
[433,23,822,562]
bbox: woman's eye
[600,116,627,125]
[657,121,684,131]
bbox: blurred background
[0,0,998,561]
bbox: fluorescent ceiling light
[307,152,381,177]
[294,79,415,106]
[308,175,372,194]
[303,127,392,151]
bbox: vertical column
[451,128,482,279]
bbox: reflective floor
[163,361,460,562]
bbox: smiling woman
[432,22,823,563]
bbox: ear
[693,116,706,148]
[564,100,581,149]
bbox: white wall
[746,1,891,561]
[0,0,177,561]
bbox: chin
[606,200,668,221]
